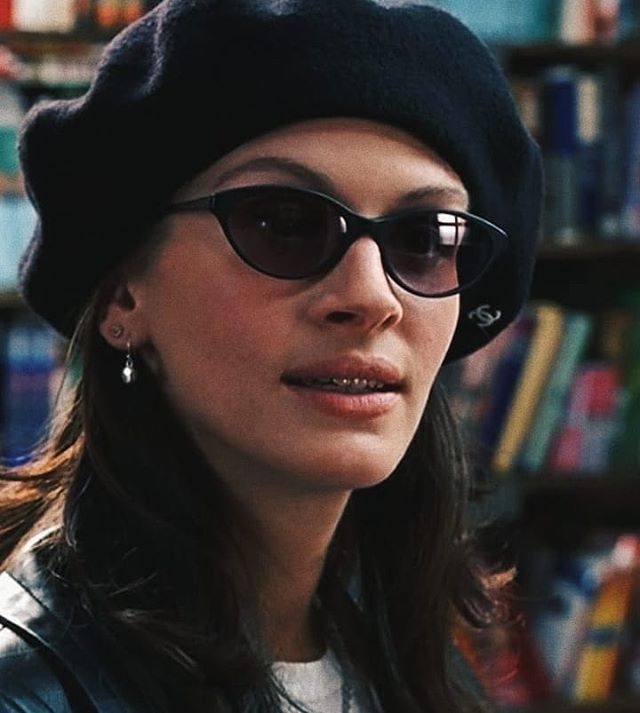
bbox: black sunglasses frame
[165,184,508,299]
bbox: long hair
[0,294,498,712]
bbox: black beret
[18,0,542,361]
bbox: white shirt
[273,648,369,713]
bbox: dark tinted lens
[226,189,340,277]
[386,212,493,295]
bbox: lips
[282,356,404,394]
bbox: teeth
[301,376,389,393]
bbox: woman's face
[107,118,464,498]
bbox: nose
[305,237,403,333]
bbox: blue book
[519,311,593,474]
[542,67,580,242]
[479,310,536,464]
[621,81,640,239]
[1,322,57,465]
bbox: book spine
[558,0,596,44]
[94,0,122,30]
[542,67,580,243]
[122,0,144,25]
[597,66,624,238]
[493,303,564,474]
[573,536,640,701]
[577,73,603,236]
[480,312,535,462]
[520,311,593,473]
[12,0,76,32]
[0,0,12,29]
[546,365,594,473]
[621,81,640,240]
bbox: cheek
[410,296,459,399]
[147,268,301,458]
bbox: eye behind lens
[224,188,346,278]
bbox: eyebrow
[211,156,469,210]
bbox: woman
[0,1,542,711]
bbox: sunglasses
[165,184,508,298]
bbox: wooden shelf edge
[0,290,24,309]
[0,29,115,46]
[503,37,640,65]
[512,696,640,713]
[537,240,640,260]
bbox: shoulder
[0,545,152,713]
[0,622,73,712]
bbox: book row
[0,0,162,33]
[512,67,640,243]
[442,294,640,477]
[0,0,638,42]
[460,530,640,707]
[0,194,36,292]
[434,0,639,44]
[0,318,61,465]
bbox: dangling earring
[122,341,137,384]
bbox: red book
[0,0,12,29]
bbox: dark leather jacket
[0,548,146,713]
[0,551,483,713]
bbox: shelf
[0,291,23,309]
[0,29,114,49]
[515,697,640,713]
[518,476,640,538]
[537,240,640,261]
[504,38,640,70]
[475,476,640,532]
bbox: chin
[283,448,404,492]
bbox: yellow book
[492,302,565,473]
[573,537,640,701]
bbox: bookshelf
[439,4,640,709]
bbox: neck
[231,480,351,662]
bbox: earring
[121,341,137,384]
[110,324,125,339]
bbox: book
[597,66,624,238]
[492,303,565,474]
[542,67,580,243]
[531,534,617,695]
[0,0,12,29]
[95,0,122,30]
[479,311,537,466]
[579,364,622,474]
[558,0,596,44]
[546,363,597,473]
[621,80,640,239]
[442,319,518,447]
[577,72,603,236]
[0,321,58,465]
[11,0,76,32]
[122,0,144,25]
[519,310,593,473]
[573,535,640,701]
[609,289,640,473]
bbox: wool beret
[18,0,542,361]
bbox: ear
[97,277,150,351]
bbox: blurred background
[1,1,640,711]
